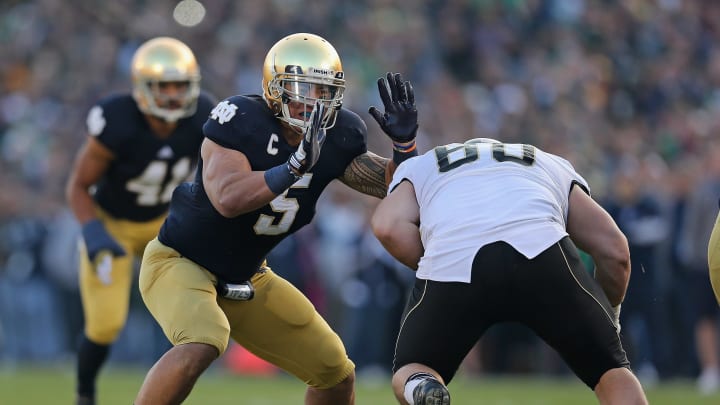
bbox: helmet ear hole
[268,80,282,99]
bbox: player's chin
[283,121,305,135]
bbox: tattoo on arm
[340,152,391,198]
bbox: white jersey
[388,138,589,283]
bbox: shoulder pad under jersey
[86,93,141,151]
[326,108,368,154]
[202,95,275,150]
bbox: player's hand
[81,219,126,262]
[369,72,418,143]
[288,100,327,176]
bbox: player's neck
[281,125,302,147]
[145,115,178,139]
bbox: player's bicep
[371,180,422,269]
[69,136,114,189]
[200,137,281,218]
[65,136,115,222]
[388,180,419,220]
[200,138,252,203]
[567,184,626,257]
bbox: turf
[0,364,718,404]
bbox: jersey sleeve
[543,152,591,196]
[388,154,422,195]
[329,109,368,155]
[86,95,135,153]
[202,95,258,150]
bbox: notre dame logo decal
[210,100,238,124]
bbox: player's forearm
[65,182,98,224]
[373,221,423,270]
[593,256,630,307]
[383,224,423,269]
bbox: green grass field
[1,364,718,404]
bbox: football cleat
[413,378,451,405]
[262,33,345,131]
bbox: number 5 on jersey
[253,174,312,235]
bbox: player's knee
[86,317,126,344]
[320,363,355,390]
[335,370,355,389]
[311,357,355,389]
[594,367,647,404]
[172,323,231,356]
[391,371,407,399]
[391,369,405,386]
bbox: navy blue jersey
[159,95,368,283]
[90,92,215,221]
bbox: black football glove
[369,72,418,143]
[288,100,327,176]
[81,219,126,262]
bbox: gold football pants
[139,237,354,389]
[79,209,166,344]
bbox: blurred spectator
[341,227,414,376]
[603,155,669,387]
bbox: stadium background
[1,0,720,402]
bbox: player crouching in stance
[133,32,419,405]
[372,138,648,405]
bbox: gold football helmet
[262,33,345,131]
[131,37,201,123]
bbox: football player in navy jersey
[65,37,216,405]
[133,33,419,405]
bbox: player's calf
[404,372,450,405]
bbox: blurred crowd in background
[2,0,720,394]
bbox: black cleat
[413,378,450,405]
